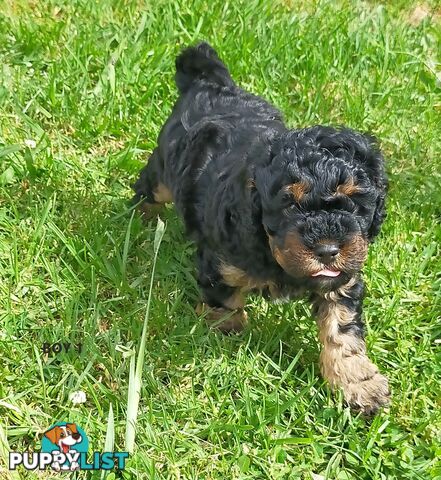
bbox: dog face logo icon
[41,422,88,471]
[44,423,82,454]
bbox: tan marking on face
[284,181,310,202]
[315,294,390,413]
[270,232,368,277]
[269,232,321,277]
[334,234,368,272]
[153,183,173,203]
[335,177,361,196]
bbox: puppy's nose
[72,433,81,440]
[314,243,339,264]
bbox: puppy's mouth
[311,268,341,278]
[60,442,70,454]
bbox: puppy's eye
[282,192,293,203]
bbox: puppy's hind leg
[196,249,247,333]
[132,148,173,220]
[197,286,247,334]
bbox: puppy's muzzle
[269,231,367,278]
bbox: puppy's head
[44,423,82,451]
[255,126,387,287]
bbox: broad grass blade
[125,217,165,453]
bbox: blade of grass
[125,217,165,453]
[101,403,114,479]
[33,344,47,408]
[104,403,115,452]
[0,423,20,480]
[121,210,135,288]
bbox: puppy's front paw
[344,372,390,415]
[197,303,248,333]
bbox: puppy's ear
[368,182,387,240]
[44,426,61,445]
[314,127,388,240]
[66,423,78,434]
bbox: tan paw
[344,372,391,415]
[197,303,248,333]
[138,202,164,221]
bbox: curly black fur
[133,42,387,293]
[132,43,390,413]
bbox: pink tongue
[312,269,341,277]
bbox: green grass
[0,0,440,478]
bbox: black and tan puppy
[133,43,390,414]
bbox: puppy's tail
[175,42,234,94]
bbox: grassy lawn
[0,0,440,478]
